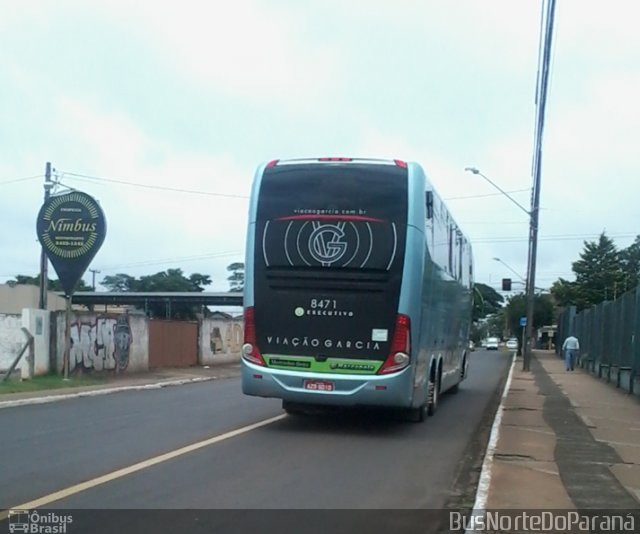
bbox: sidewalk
[485,350,640,509]
[0,362,241,408]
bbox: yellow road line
[1,414,286,518]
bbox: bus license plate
[303,380,335,392]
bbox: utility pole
[38,162,53,309]
[89,269,101,291]
[524,0,556,371]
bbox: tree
[619,235,640,292]
[472,282,504,322]
[503,292,554,338]
[485,310,507,338]
[549,278,577,309]
[551,232,627,311]
[101,273,137,292]
[226,262,245,293]
[101,268,212,319]
[9,274,92,292]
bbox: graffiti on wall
[208,321,243,356]
[69,313,132,373]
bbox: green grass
[0,373,108,395]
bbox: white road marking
[1,414,286,518]
[465,352,517,533]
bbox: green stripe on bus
[264,355,382,374]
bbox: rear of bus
[241,158,415,408]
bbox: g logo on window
[261,216,398,270]
[308,222,347,266]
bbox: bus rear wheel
[427,373,439,416]
[405,403,426,423]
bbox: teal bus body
[241,158,473,420]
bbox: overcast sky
[1,0,639,297]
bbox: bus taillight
[378,314,411,374]
[242,307,266,366]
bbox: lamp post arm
[465,167,531,217]
[493,257,527,282]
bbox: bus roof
[266,157,408,168]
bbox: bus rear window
[257,164,408,271]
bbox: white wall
[21,309,51,377]
[200,317,243,365]
[4,309,241,377]
[55,311,149,373]
[0,314,28,377]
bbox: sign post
[36,190,106,377]
[520,316,527,357]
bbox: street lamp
[464,167,531,218]
[494,258,546,293]
[465,166,539,371]
[493,257,526,282]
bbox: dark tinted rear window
[257,164,408,270]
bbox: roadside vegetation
[474,232,640,341]
[0,373,107,395]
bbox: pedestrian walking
[562,334,580,371]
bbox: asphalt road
[1,350,511,532]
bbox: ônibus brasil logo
[8,510,73,533]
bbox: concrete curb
[0,376,216,410]
[465,352,517,532]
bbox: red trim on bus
[243,307,266,366]
[394,159,407,168]
[378,314,411,375]
[266,160,279,168]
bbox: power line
[1,249,244,279]
[472,232,636,244]
[0,175,43,186]
[459,221,527,225]
[444,189,530,201]
[60,169,530,203]
[61,171,249,199]
[98,250,243,272]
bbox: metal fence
[556,286,640,395]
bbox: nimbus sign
[8,510,73,533]
[36,191,106,296]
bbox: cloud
[1,93,250,289]
[1,0,638,297]
[99,0,346,112]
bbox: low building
[0,283,66,313]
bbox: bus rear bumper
[241,360,414,408]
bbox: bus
[241,157,474,422]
